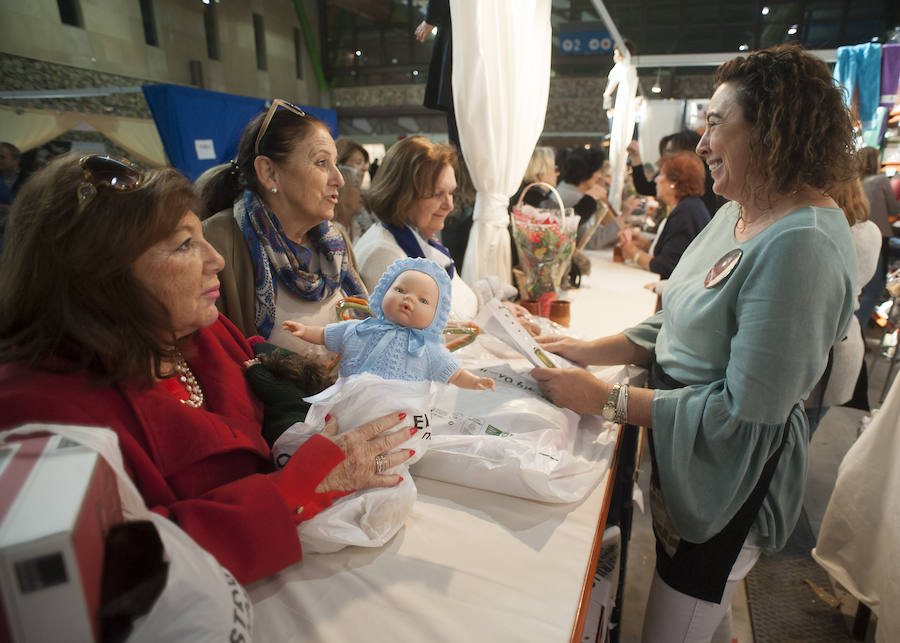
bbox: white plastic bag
[271,373,435,553]
[412,364,618,503]
[0,424,254,643]
[126,513,253,643]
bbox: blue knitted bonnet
[368,257,452,336]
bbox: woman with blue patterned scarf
[202,101,367,375]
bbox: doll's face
[381,270,439,330]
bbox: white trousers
[641,540,761,643]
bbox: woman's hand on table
[530,367,608,415]
[315,412,415,493]
[535,334,593,366]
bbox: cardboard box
[0,432,122,643]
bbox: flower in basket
[511,204,578,300]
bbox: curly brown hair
[0,154,199,386]
[658,152,706,201]
[713,44,856,198]
[365,137,457,227]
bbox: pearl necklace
[173,354,204,408]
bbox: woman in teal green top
[532,44,857,643]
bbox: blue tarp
[141,84,338,180]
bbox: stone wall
[333,71,715,138]
[1,53,153,118]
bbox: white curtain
[637,99,687,170]
[606,62,639,211]
[453,0,552,286]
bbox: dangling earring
[270,187,278,194]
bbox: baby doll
[253,258,493,552]
[283,256,495,391]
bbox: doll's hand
[476,377,496,391]
[282,320,326,345]
[449,368,496,391]
[282,320,307,338]
[242,358,260,370]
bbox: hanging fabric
[452,0,553,287]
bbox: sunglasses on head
[77,155,142,213]
[254,98,308,157]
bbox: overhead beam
[632,49,837,68]
[0,86,143,99]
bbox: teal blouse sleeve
[650,223,855,546]
[622,310,664,352]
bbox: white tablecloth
[248,249,656,642]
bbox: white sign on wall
[194,139,216,160]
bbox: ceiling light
[355,50,362,57]
[651,70,662,94]
[739,44,749,51]
[761,6,769,16]
[412,69,419,77]
[787,24,798,35]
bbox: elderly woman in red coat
[0,154,414,584]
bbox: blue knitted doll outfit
[323,257,459,382]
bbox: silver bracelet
[614,384,628,424]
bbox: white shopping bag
[0,424,254,643]
[126,513,253,643]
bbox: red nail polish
[398,412,407,420]
[398,476,404,483]
[409,449,416,457]
[324,414,331,422]
[409,427,418,435]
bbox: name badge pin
[704,248,742,288]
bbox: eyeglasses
[77,155,142,213]
[254,98,307,157]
